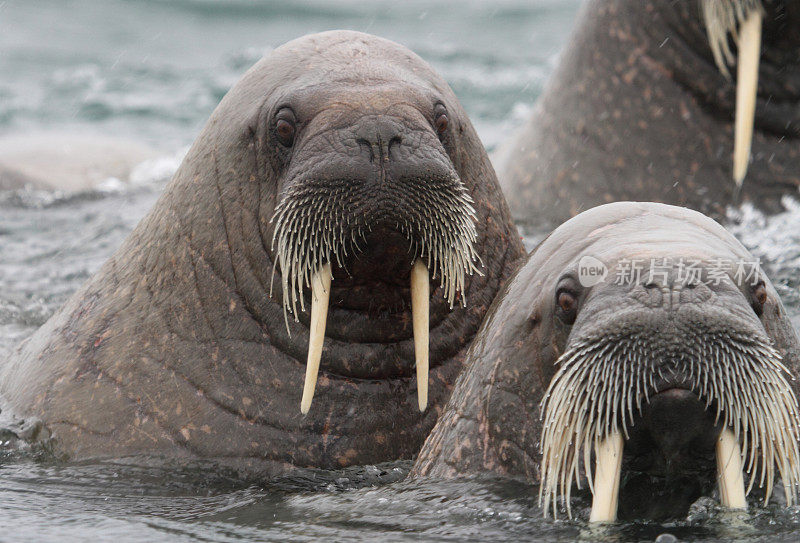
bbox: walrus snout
[541,254,800,521]
[270,88,480,415]
[616,389,722,519]
[636,389,722,469]
[354,116,405,164]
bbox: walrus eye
[556,289,578,324]
[752,281,768,316]
[434,104,448,137]
[274,108,296,147]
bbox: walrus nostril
[355,119,405,163]
[356,138,375,162]
[387,135,402,158]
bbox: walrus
[494,0,800,226]
[0,31,524,473]
[0,132,157,192]
[412,202,800,521]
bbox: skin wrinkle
[61,352,193,454]
[124,344,290,440]
[0,31,524,472]
[189,244,220,341]
[496,0,800,226]
[412,202,800,520]
[211,148,276,341]
[210,147,241,299]
[487,359,537,472]
[106,211,278,428]
[239,208,273,313]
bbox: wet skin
[0,31,524,475]
[495,0,800,227]
[412,202,800,520]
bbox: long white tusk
[716,427,747,509]
[733,10,762,190]
[411,259,429,412]
[300,263,332,414]
[589,430,624,523]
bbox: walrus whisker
[270,174,481,412]
[700,0,763,79]
[539,332,800,519]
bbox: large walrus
[0,31,524,473]
[495,0,800,226]
[413,202,800,521]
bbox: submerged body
[0,133,156,192]
[495,0,800,226]
[0,31,524,473]
[413,202,800,521]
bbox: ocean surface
[2,1,800,541]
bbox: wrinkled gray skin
[495,0,800,227]
[412,202,800,520]
[0,31,524,475]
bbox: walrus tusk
[411,259,429,412]
[733,10,761,190]
[589,430,624,523]
[301,263,332,414]
[716,427,747,510]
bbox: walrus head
[411,202,800,521]
[189,30,523,461]
[537,205,800,519]
[540,252,800,520]
[263,43,482,412]
[253,33,486,415]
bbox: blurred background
[0,0,580,151]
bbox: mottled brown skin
[0,31,524,474]
[495,0,800,227]
[412,202,800,518]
